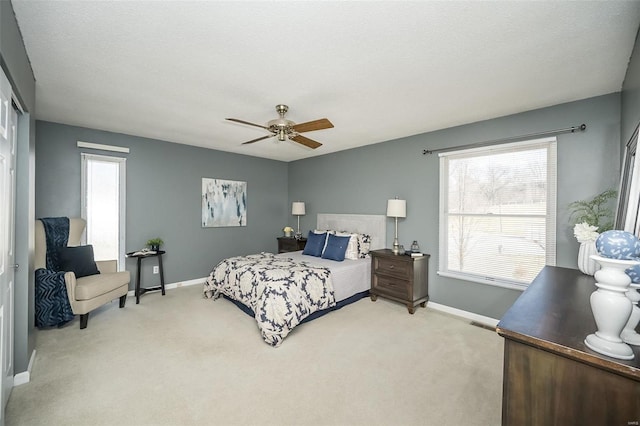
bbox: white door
[0,67,16,420]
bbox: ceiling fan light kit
[227,104,333,149]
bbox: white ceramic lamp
[292,201,306,239]
[387,198,406,255]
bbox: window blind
[438,137,557,289]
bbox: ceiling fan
[226,104,333,149]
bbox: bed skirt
[224,290,370,325]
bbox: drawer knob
[389,265,394,269]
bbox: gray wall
[10,1,640,375]
[622,26,640,148]
[1,1,37,374]
[36,122,288,285]
[289,93,621,320]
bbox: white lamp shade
[387,199,406,218]
[292,201,306,215]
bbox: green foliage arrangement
[568,189,618,232]
[146,237,164,247]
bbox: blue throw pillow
[303,231,326,257]
[322,234,351,261]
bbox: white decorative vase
[577,241,600,275]
[584,255,638,360]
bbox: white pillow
[335,231,359,260]
[314,229,336,235]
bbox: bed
[203,214,386,347]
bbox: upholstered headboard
[316,214,386,250]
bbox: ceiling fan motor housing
[268,104,295,140]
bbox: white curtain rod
[422,123,586,155]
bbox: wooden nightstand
[277,237,307,253]
[369,249,429,314]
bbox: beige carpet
[6,285,503,426]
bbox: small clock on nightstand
[277,237,307,253]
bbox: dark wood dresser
[496,266,640,425]
[277,237,306,253]
[369,249,429,314]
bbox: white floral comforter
[203,253,335,347]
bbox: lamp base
[392,237,400,255]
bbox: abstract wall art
[202,178,247,227]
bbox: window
[81,153,126,270]
[438,138,557,289]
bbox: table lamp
[292,201,306,239]
[387,198,406,254]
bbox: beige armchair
[35,218,130,329]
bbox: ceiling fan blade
[226,118,269,130]
[242,135,273,145]
[292,118,334,133]
[290,134,322,149]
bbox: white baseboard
[427,302,500,328]
[127,276,206,297]
[14,349,36,387]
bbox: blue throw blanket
[41,217,69,271]
[35,269,74,327]
[36,217,74,327]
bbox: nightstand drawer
[277,237,307,253]
[374,256,411,280]
[280,239,298,251]
[372,275,410,299]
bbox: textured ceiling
[11,1,640,162]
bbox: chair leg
[119,294,127,308]
[80,313,89,329]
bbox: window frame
[437,137,557,290]
[80,153,127,270]
[616,124,640,233]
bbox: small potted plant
[568,189,617,232]
[283,226,294,238]
[568,189,617,275]
[146,237,164,252]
